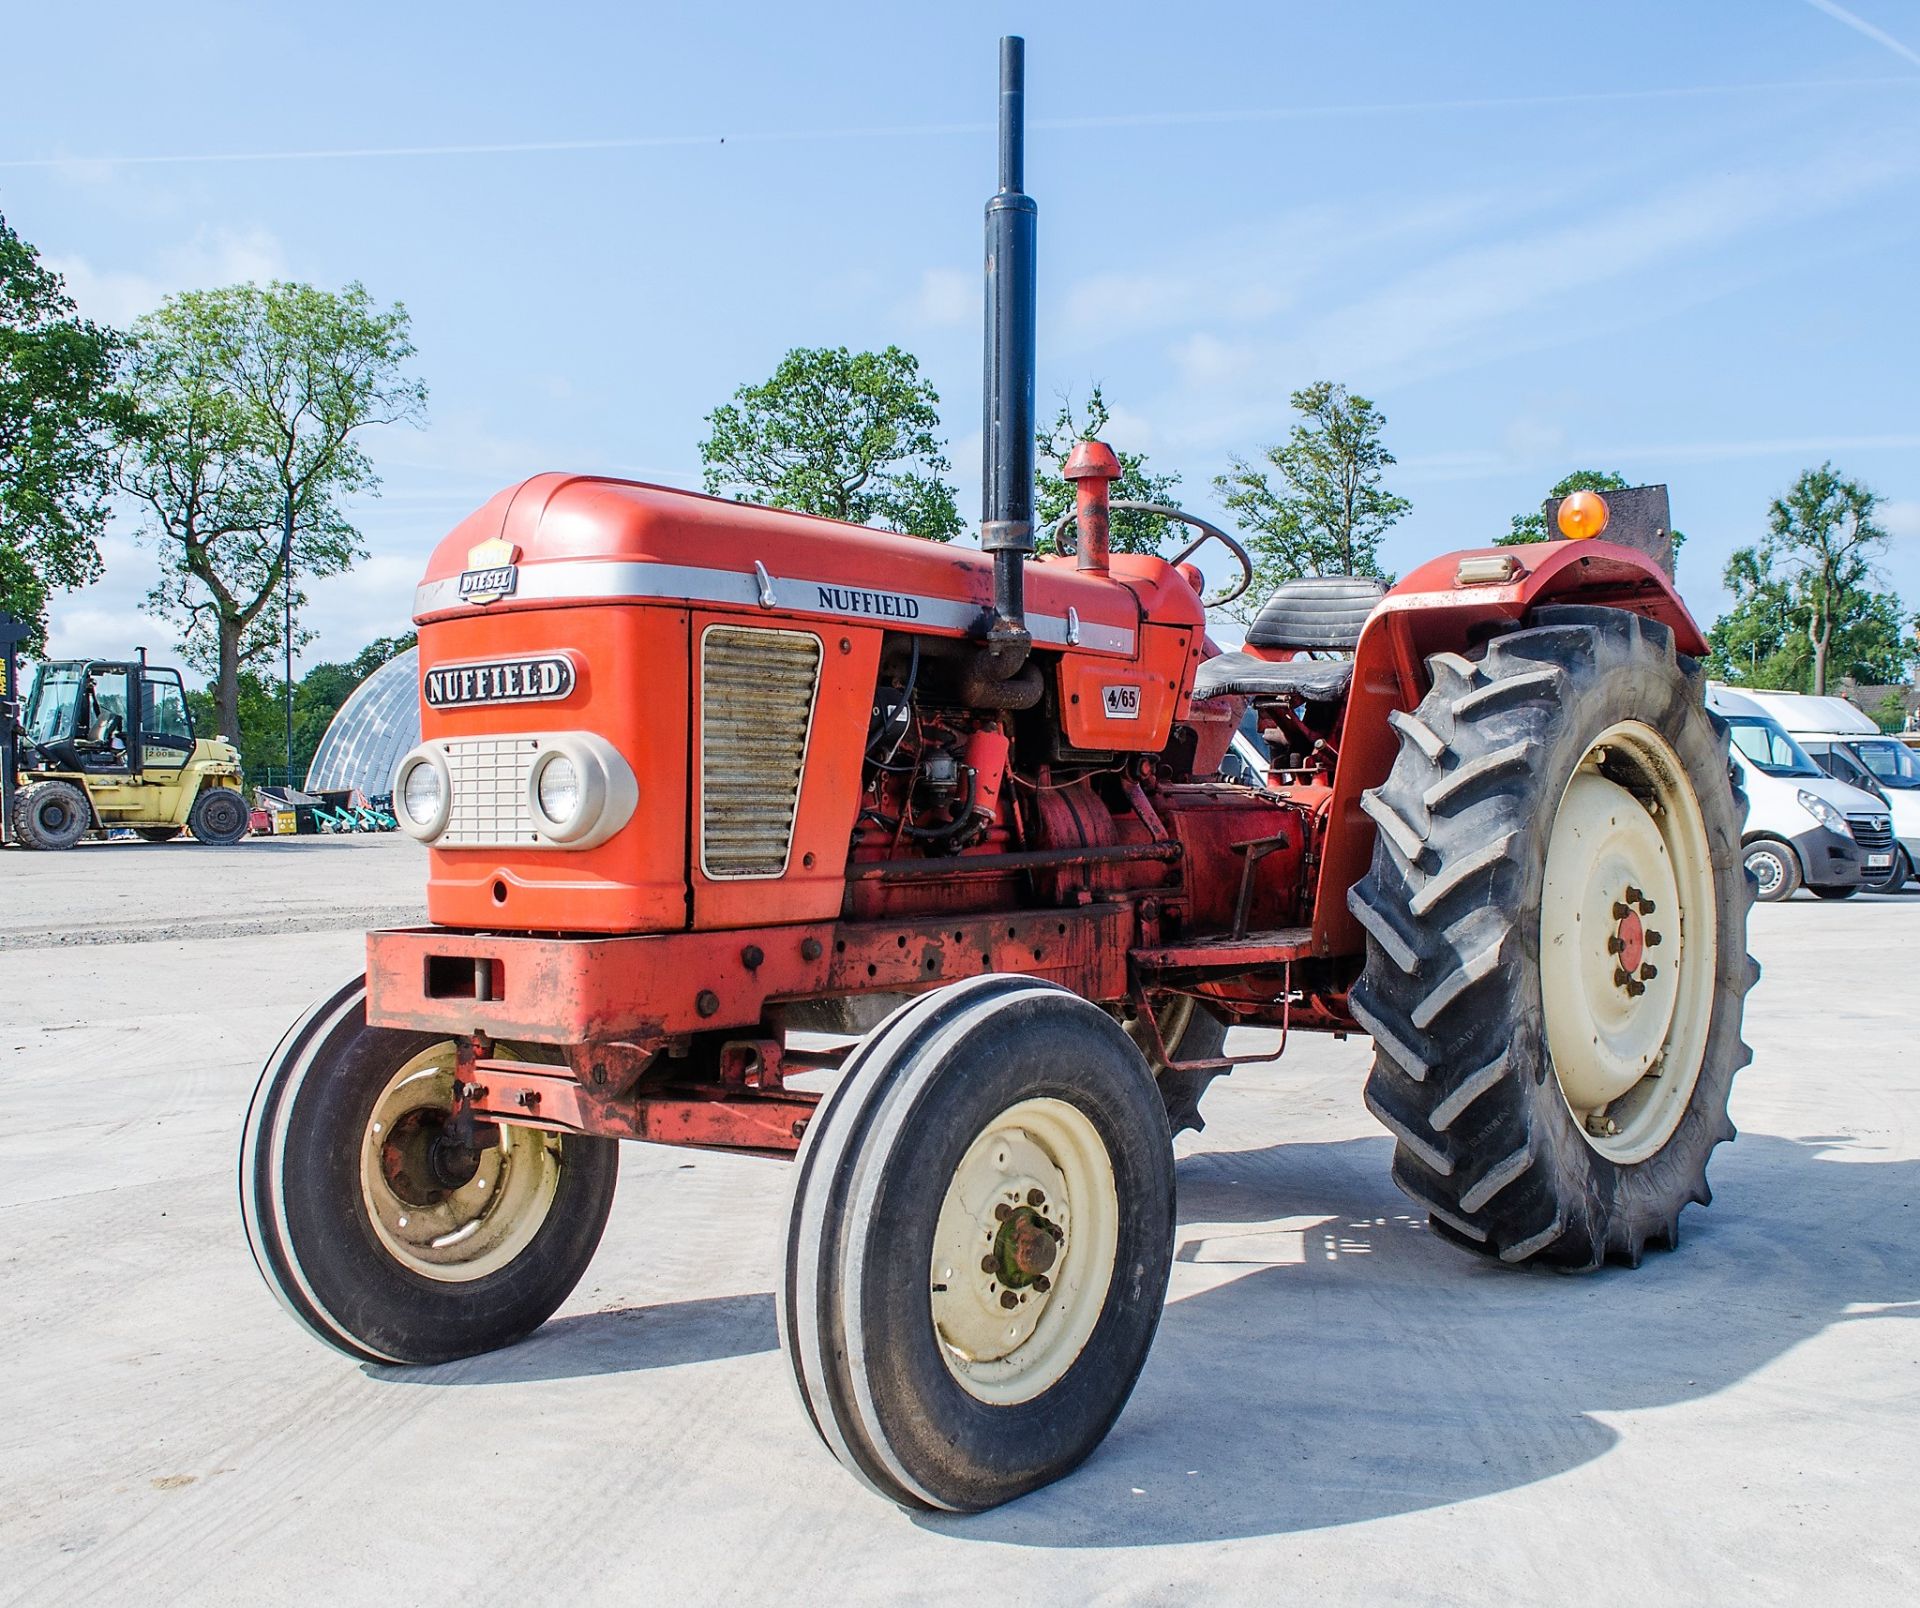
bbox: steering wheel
[1046,500,1254,607]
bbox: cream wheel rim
[1541,721,1718,1164]
[359,1043,563,1283]
[928,1097,1119,1405]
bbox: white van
[1741,689,1920,890]
[1706,685,1893,900]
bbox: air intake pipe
[970,34,1043,708]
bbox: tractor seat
[1193,652,1355,703]
[1193,575,1387,704]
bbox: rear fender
[1311,539,1706,958]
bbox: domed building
[305,647,420,802]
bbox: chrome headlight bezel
[525,733,637,848]
[394,747,452,840]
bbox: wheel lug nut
[1624,885,1644,905]
[1033,1275,1051,1293]
[1613,966,1633,987]
[993,1203,1012,1222]
[1026,1188,1045,1207]
[980,1256,996,1274]
[1645,930,1662,947]
[1000,1290,1019,1310]
[1638,899,1656,915]
[1606,935,1624,955]
[1612,901,1631,920]
[1639,963,1658,981]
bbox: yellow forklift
[2,623,250,850]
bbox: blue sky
[5,0,1919,668]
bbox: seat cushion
[1193,650,1353,702]
[1245,575,1386,652]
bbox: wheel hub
[1540,724,1719,1164]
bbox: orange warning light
[1557,490,1610,540]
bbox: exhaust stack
[980,34,1038,665]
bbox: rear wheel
[1742,838,1800,902]
[1348,606,1757,1269]
[13,780,90,850]
[189,786,250,845]
[240,976,619,1364]
[781,976,1175,1511]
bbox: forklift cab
[22,658,196,777]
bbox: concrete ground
[1,834,1915,1606]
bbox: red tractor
[241,39,1755,1513]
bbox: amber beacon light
[1557,489,1611,540]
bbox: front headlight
[394,748,452,841]
[526,735,637,848]
[1797,789,1852,837]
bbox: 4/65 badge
[459,537,520,604]
[1101,684,1142,719]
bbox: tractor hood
[413,473,1200,655]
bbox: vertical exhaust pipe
[980,34,1037,670]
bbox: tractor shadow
[365,1292,776,1387]
[931,1130,1918,1546]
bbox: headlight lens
[402,760,445,827]
[1797,789,1851,836]
[536,754,580,823]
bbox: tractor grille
[700,625,822,878]
[1850,814,1895,853]
[441,735,541,847]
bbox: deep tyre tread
[13,779,90,850]
[239,975,618,1364]
[1349,605,1757,1270]
[779,976,1175,1512]
[189,785,251,846]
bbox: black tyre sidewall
[18,781,89,849]
[1743,838,1799,902]
[796,983,1175,1511]
[190,786,250,845]
[244,980,618,1364]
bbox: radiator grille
[700,625,822,878]
[1849,814,1895,853]
[441,735,542,847]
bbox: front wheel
[1349,606,1757,1269]
[13,780,90,850]
[240,976,619,1364]
[1743,838,1801,902]
[781,976,1175,1511]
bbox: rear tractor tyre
[189,786,250,846]
[240,975,619,1365]
[1742,838,1800,903]
[781,975,1176,1511]
[1348,605,1757,1270]
[1126,995,1232,1136]
[13,780,91,850]
[134,826,184,843]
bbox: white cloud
[1881,499,1920,540]
[47,226,289,326]
[904,266,974,328]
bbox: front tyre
[14,780,90,850]
[1742,838,1801,902]
[240,976,618,1364]
[1348,606,1757,1269]
[781,976,1175,1511]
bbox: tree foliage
[699,346,962,541]
[1498,468,1687,552]
[117,281,425,746]
[186,630,415,783]
[1704,464,1913,694]
[1031,385,1183,557]
[1212,381,1408,623]
[0,213,131,652]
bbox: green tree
[1032,385,1182,557]
[0,213,132,651]
[1212,381,1408,623]
[1499,468,1687,552]
[699,345,962,540]
[117,281,426,747]
[1704,465,1913,693]
[1871,689,1909,734]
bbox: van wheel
[781,976,1174,1511]
[1867,848,1909,893]
[1742,838,1800,902]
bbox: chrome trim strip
[414,558,1136,655]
